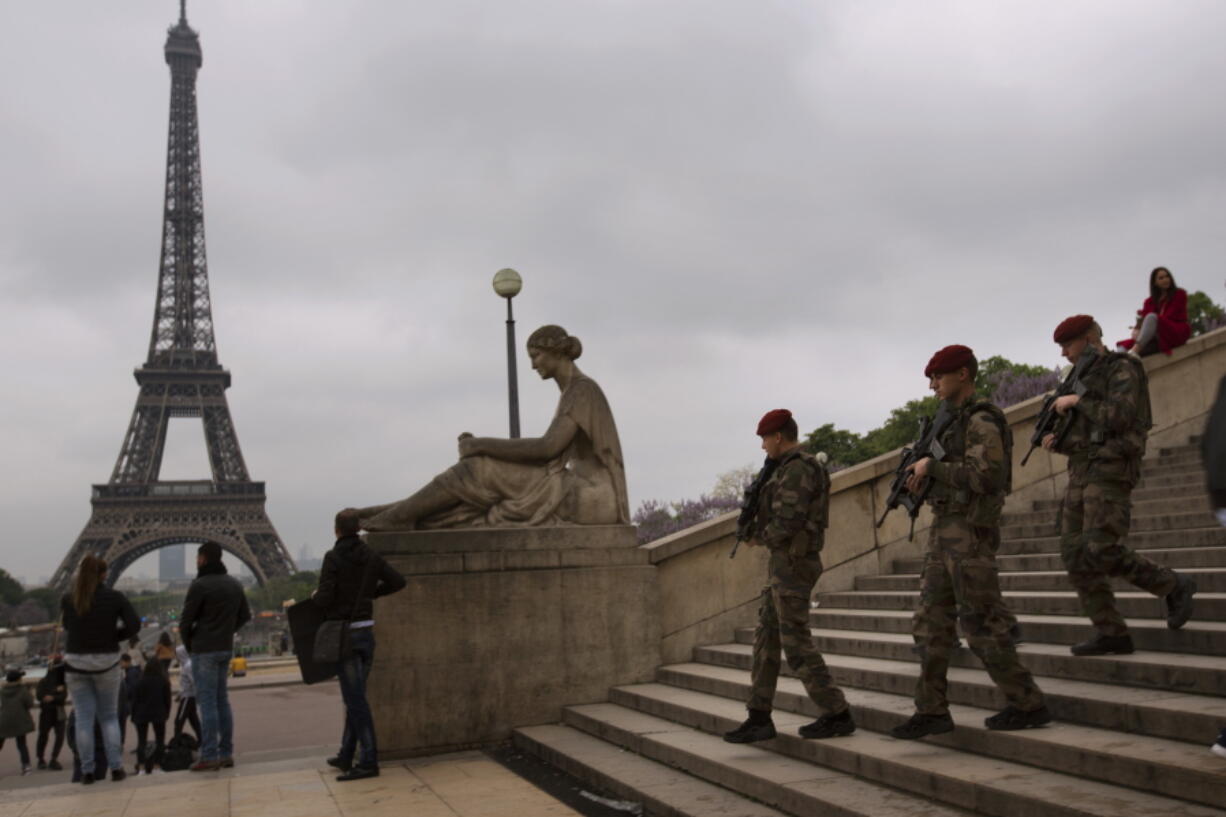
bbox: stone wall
[365,525,659,758]
[648,326,1226,665]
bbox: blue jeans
[192,651,234,762]
[64,665,124,774]
[337,628,378,768]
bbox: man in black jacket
[315,508,406,781]
[179,542,251,771]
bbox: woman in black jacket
[60,555,140,784]
[131,659,172,774]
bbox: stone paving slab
[0,751,582,817]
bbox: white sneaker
[1212,743,1226,759]
[21,766,31,776]
[136,770,146,776]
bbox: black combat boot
[798,708,855,739]
[1070,633,1134,656]
[1009,622,1024,645]
[723,709,776,744]
[1166,574,1197,630]
[985,705,1052,731]
[889,712,954,740]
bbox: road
[0,678,342,787]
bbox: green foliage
[804,357,1049,471]
[23,587,60,621]
[247,570,319,612]
[0,569,25,607]
[128,590,187,620]
[1187,290,1226,336]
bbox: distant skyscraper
[159,544,187,581]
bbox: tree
[1188,290,1226,336]
[803,423,870,469]
[712,464,758,501]
[23,587,60,621]
[0,569,24,607]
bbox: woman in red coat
[1117,266,1191,356]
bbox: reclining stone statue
[355,325,630,530]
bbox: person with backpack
[1041,315,1197,655]
[0,668,36,774]
[889,346,1050,740]
[314,509,406,781]
[722,410,854,745]
[130,659,172,775]
[60,555,140,784]
[35,654,67,770]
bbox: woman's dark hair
[142,658,166,679]
[72,555,108,616]
[1150,267,1176,304]
[158,631,174,648]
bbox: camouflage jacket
[1054,351,1151,465]
[755,447,830,557]
[927,399,1011,527]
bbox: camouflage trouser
[748,548,848,715]
[913,514,1045,716]
[1060,473,1177,637]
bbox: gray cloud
[2,0,1225,582]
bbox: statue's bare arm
[458,414,579,464]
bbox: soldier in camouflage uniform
[724,409,855,744]
[1043,315,1196,656]
[891,345,1051,740]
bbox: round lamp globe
[492,268,523,298]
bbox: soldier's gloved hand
[1054,394,1080,415]
[745,538,764,549]
[904,457,931,494]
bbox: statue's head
[527,325,583,361]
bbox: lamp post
[492,268,523,438]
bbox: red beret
[924,345,976,378]
[1053,314,1096,343]
[757,409,792,436]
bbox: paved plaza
[0,751,583,817]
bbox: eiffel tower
[50,3,294,593]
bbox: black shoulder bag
[313,555,375,664]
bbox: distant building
[159,545,188,582]
[296,544,322,572]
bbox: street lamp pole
[492,268,523,438]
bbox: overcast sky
[3,1,1225,584]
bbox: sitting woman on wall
[1116,266,1190,357]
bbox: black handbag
[313,555,375,664]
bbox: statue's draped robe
[366,375,629,529]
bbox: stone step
[857,567,1226,594]
[807,607,1226,656]
[597,683,1226,817]
[690,646,1226,746]
[1137,459,1206,478]
[654,661,1226,809]
[817,588,1226,623]
[999,525,1226,556]
[1003,495,1211,527]
[1151,449,1206,467]
[1032,476,1207,510]
[1157,441,1202,458]
[1000,509,1219,540]
[513,723,797,817]
[895,544,1226,574]
[728,626,1226,696]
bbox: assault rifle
[730,457,780,558]
[1020,347,1097,467]
[875,400,957,541]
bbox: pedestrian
[154,632,175,675]
[0,669,35,775]
[888,345,1050,739]
[34,654,67,770]
[173,644,200,743]
[117,652,140,751]
[179,542,251,772]
[1202,372,1226,758]
[60,554,140,784]
[315,508,406,781]
[1115,267,1190,357]
[1043,315,1196,655]
[131,659,172,775]
[723,410,855,744]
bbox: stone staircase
[515,440,1226,817]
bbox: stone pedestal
[364,524,659,757]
